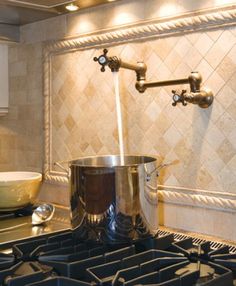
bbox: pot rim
[67,154,159,168]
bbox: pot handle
[144,159,179,193]
[145,160,179,181]
[54,161,70,177]
[144,163,165,182]
[145,183,158,192]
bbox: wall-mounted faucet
[94,49,214,109]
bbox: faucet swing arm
[136,71,201,92]
[94,49,213,108]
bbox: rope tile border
[144,185,236,212]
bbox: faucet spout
[93,49,147,81]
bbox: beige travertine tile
[145,100,162,122]
[227,44,236,64]
[153,137,171,155]
[227,72,236,93]
[185,32,201,45]
[206,29,223,42]
[158,202,177,229]
[202,146,225,175]
[173,61,192,79]
[216,56,236,83]
[196,166,213,188]
[217,30,236,53]
[205,43,227,69]
[218,165,236,193]
[226,99,236,122]
[152,38,175,61]
[165,49,182,73]
[195,59,214,83]
[194,33,214,56]
[64,115,76,132]
[216,85,235,110]
[227,155,236,175]
[174,36,192,58]
[185,47,202,70]
[163,125,182,147]
[205,123,225,149]
[0,42,43,172]
[217,139,236,165]
[10,61,27,77]
[172,111,192,136]
[216,111,236,137]
[205,71,225,94]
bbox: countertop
[0,204,71,249]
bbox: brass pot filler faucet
[94,49,214,108]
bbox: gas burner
[170,238,211,259]
[0,261,54,286]
[175,262,215,284]
[210,253,236,278]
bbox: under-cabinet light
[65,3,79,12]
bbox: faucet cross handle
[172,89,187,106]
[93,48,109,72]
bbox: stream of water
[113,72,125,165]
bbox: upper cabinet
[0,44,8,116]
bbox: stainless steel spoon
[32,204,55,226]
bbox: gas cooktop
[0,228,235,286]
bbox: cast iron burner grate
[0,229,236,286]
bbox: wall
[20,0,236,43]
[1,0,236,241]
[0,43,43,171]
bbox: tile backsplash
[51,27,236,194]
[0,43,43,172]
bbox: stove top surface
[0,227,236,286]
[0,204,71,248]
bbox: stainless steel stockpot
[64,155,159,242]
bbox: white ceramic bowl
[0,172,42,211]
